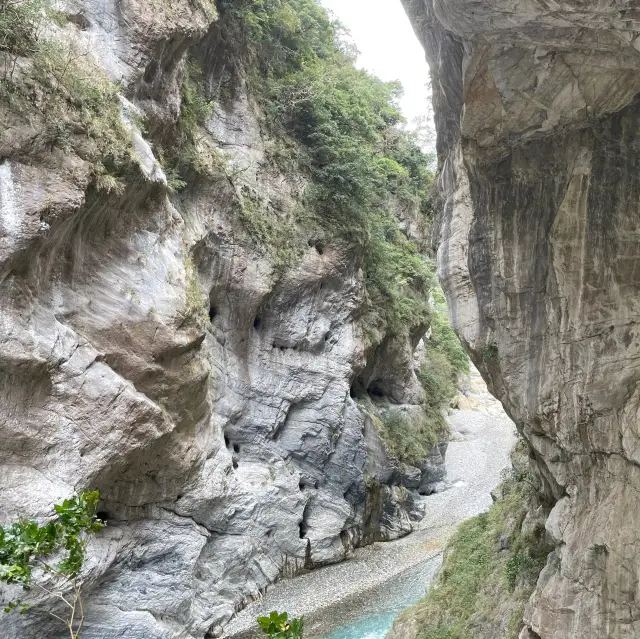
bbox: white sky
[320,0,431,128]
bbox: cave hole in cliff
[307,238,325,255]
[368,382,385,399]
[143,59,159,84]
[253,317,262,330]
[232,459,239,469]
[299,503,312,539]
[349,376,369,400]
[208,306,217,322]
[96,511,110,524]
[70,12,92,29]
[224,435,230,448]
[233,443,240,454]
[298,477,318,491]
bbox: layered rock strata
[403,0,640,636]
[0,1,446,637]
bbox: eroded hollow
[368,382,385,399]
[299,504,311,539]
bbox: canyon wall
[0,2,447,637]
[403,0,640,637]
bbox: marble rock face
[403,0,640,636]
[0,2,446,637]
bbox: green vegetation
[183,257,210,325]
[0,491,105,639]
[429,289,469,375]
[213,0,436,339]
[160,60,222,190]
[377,408,448,466]
[0,0,42,56]
[372,293,468,465]
[395,447,551,639]
[237,185,304,272]
[418,298,470,410]
[480,342,499,363]
[0,0,134,192]
[356,293,467,466]
[257,611,304,638]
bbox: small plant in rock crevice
[182,257,210,326]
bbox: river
[224,368,516,639]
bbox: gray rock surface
[224,366,516,639]
[0,3,445,638]
[403,0,640,636]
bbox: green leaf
[0,491,104,593]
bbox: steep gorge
[0,1,465,637]
[400,0,640,637]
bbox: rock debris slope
[403,0,640,637]
[0,1,450,637]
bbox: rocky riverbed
[223,367,516,639]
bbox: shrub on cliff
[391,446,551,639]
[0,0,135,193]
[0,0,43,56]
[377,407,448,466]
[214,0,436,341]
[0,491,105,639]
[417,297,470,410]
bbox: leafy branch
[0,491,105,639]
[257,610,304,638]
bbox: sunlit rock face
[0,3,444,638]
[403,0,640,637]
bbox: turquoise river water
[314,551,442,639]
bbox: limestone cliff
[0,0,454,637]
[403,0,640,637]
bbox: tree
[0,491,105,639]
[257,610,304,638]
